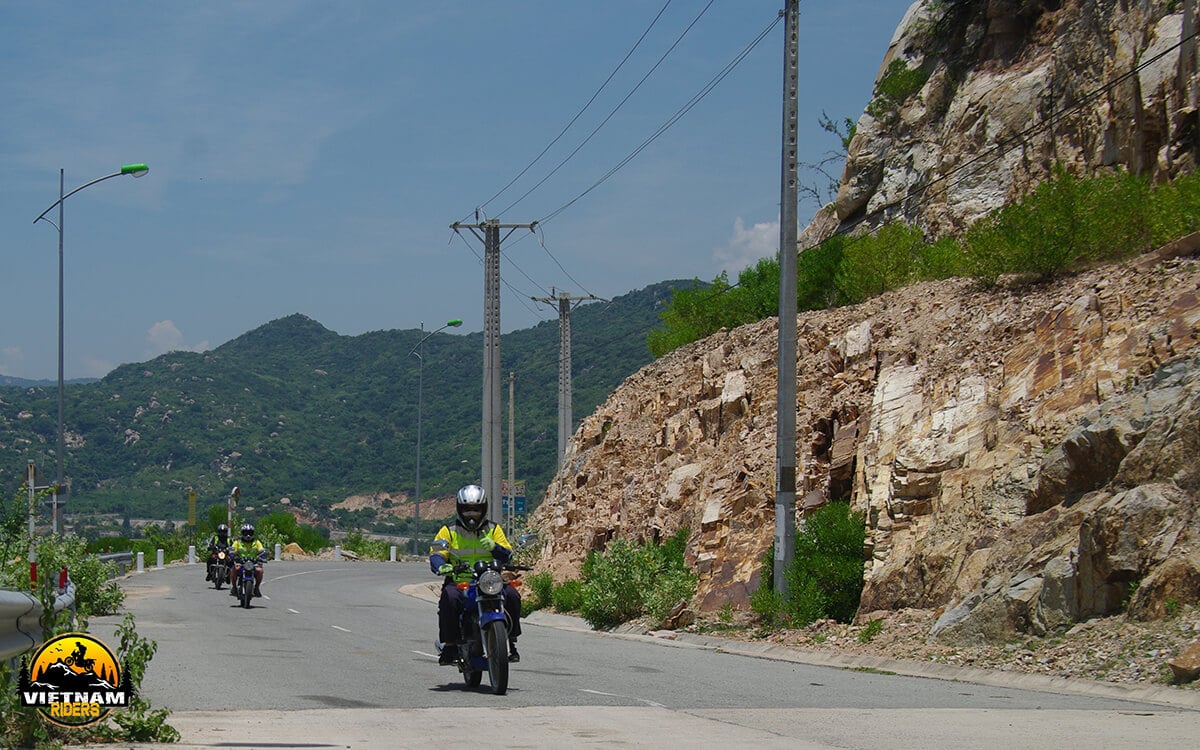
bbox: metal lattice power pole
[451,219,536,524]
[532,289,602,467]
[775,0,800,596]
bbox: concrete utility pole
[775,0,800,596]
[508,371,516,528]
[450,218,537,524]
[532,288,603,467]
[1183,2,1198,110]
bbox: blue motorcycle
[432,540,530,695]
[232,555,265,609]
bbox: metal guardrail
[1,551,129,662]
[98,551,135,577]
[0,581,76,662]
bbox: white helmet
[456,484,487,532]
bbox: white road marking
[332,625,352,633]
[579,689,666,708]
[287,608,301,614]
[273,568,353,581]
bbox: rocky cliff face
[529,0,1200,643]
[818,0,1200,242]
[532,239,1199,639]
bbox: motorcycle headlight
[478,569,504,596]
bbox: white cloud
[146,320,209,358]
[713,217,779,276]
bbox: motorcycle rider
[230,522,267,597]
[429,484,522,665]
[204,523,232,581]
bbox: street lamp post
[34,163,149,533]
[408,318,462,554]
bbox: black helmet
[240,523,255,542]
[456,484,487,532]
[216,523,229,542]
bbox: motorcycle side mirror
[430,539,450,552]
[515,533,537,549]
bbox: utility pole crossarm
[450,220,538,245]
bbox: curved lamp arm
[408,318,463,359]
[33,163,149,225]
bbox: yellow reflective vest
[430,522,511,583]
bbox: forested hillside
[0,281,687,528]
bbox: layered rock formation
[829,0,1199,240]
[529,0,1200,643]
[532,240,1199,640]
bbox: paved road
[75,560,1199,749]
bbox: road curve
[73,560,1199,749]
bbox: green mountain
[0,281,691,529]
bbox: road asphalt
[66,581,1199,749]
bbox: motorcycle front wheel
[484,621,509,695]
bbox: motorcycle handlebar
[452,561,532,574]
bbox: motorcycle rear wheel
[485,621,509,695]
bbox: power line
[538,12,782,225]
[451,229,546,320]
[496,0,718,218]
[469,0,677,220]
[454,8,780,321]
[490,9,781,311]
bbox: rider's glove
[479,536,496,552]
[437,563,454,576]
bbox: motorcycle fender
[479,610,506,627]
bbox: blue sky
[1,1,915,380]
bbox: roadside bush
[647,279,725,357]
[916,234,966,280]
[0,531,125,622]
[752,502,866,629]
[524,571,553,613]
[578,540,647,628]
[551,578,585,612]
[835,222,924,303]
[0,494,175,745]
[578,529,696,630]
[797,235,848,311]
[1147,169,1200,246]
[338,530,389,560]
[33,534,124,621]
[256,510,329,553]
